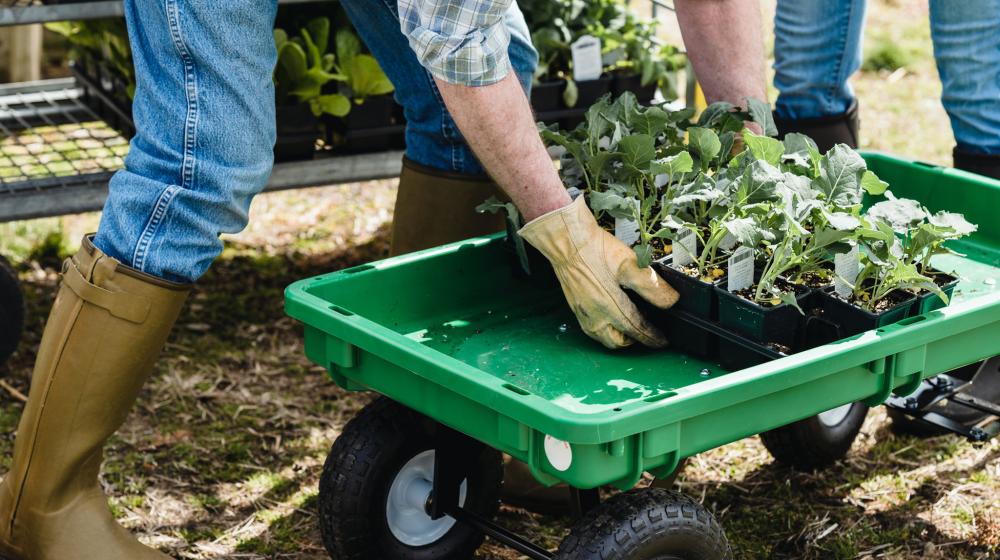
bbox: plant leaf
[743,129,785,166]
[305,18,331,57]
[651,151,694,178]
[687,127,721,166]
[815,144,867,208]
[310,93,351,117]
[866,198,927,233]
[633,244,653,268]
[861,170,889,195]
[928,211,977,236]
[618,134,656,172]
[344,54,395,99]
[745,97,778,136]
[589,191,636,220]
[335,28,362,65]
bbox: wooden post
[2,25,44,83]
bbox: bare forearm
[675,0,767,107]
[434,74,570,222]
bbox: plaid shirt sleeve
[398,0,513,86]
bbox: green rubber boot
[0,236,189,560]
[390,157,507,256]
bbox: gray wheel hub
[385,449,467,547]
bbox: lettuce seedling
[274,18,350,118]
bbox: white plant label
[614,218,640,246]
[727,246,754,292]
[544,435,573,472]
[834,246,860,298]
[672,228,697,267]
[720,232,737,251]
[614,200,641,246]
[571,35,603,82]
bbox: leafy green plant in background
[274,18,351,117]
[521,0,686,106]
[331,29,395,103]
[47,20,135,98]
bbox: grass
[0,0,997,558]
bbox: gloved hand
[519,197,680,349]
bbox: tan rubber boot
[390,157,507,256]
[0,235,189,560]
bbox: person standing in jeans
[0,0,768,558]
[773,0,1000,179]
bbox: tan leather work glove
[519,197,680,349]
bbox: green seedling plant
[274,18,351,118]
[866,195,978,275]
[540,93,690,193]
[850,246,945,312]
[854,194,978,309]
[331,29,395,104]
[535,91,974,321]
[521,0,686,106]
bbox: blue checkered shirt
[398,0,512,86]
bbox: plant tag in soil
[672,228,697,267]
[571,35,603,82]
[727,246,754,292]
[614,218,640,246]
[834,245,859,298]
[614,199,640,246]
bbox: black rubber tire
[0,254,24,366]
[318,397,502,560]
[554,487,731,560]
[759,402,868,470]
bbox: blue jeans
[773,0,1000,155]
[95,0,536,283]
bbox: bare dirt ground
[0,1,997,559]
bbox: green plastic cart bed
[285,152,1000,559]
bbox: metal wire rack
[0,79,403,222]
[0,78,122,221]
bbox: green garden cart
[285,153,1000,559]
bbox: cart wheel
[0,254,24,366]
[555,488,730,560]
[759,402,868,470]
[318,397,502,560]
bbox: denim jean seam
[132,185,181,270]
[164,0,199,191]
[826,1,859,114]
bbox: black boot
[774,100,860,153]
[953,148,1000,181]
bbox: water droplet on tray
[699,368,712,377]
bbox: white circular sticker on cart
[544,435,573,472]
